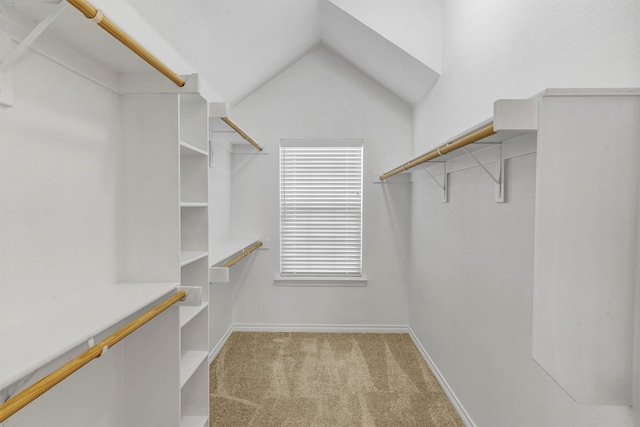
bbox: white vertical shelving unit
[1,1,212,424]
[178,92,210,427]
[121,78,210,426]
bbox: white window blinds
[280,140,363,276]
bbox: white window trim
[274,274,368,287]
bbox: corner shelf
[179,303,208,328]
[209,239,264,283]
[180,202,208,207]
[180,251,209,267]
[180,141,208,157]
[179,351,208,388]
[210,239,261,267]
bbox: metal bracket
[461,144,504,203]
[422,162,448,203]
[210,129,269,155]
[0,1,68,107]
[0,1,68,72]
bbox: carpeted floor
[209,332,464,426]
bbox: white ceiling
[319,1,439,105]
[4,0,440,106]
[124,0,321,105]
[125,0,440,106]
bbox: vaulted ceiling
[4,0,441,106]
[124,0,441,106]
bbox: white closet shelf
[209,239,261,267]
[378,98,538,182]
[180,351,208,388]
[180,251,209,266]
[180,415,209,427]
[179,302,208,328]
[210,117,264,152]
[180,202,208,207]
[180,141,208,157]
[0,282,179,390]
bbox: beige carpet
[209,332,463,426]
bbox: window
[279,139,363,277]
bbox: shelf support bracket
[422,162,448,203]
[0,1,68,107]
[0,1,68,72]
[461,144,504,203]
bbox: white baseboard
[408,327,476,427]
[209,324,408,364]
[209,325,234,364]
[231,323,410,334]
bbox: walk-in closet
[1,1,639,426]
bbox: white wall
[328,0,441,72]
[414,0,640,147]
[0,43,121,322]
[410,1,640,426]
[0,35,125,424]
[227,46,412,328]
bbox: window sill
[274,275,368,287]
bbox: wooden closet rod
[66,0,185,87]
[0,290,186,422]
[223,241,263,268]
[221,117,264,152]
[379,124,496,181]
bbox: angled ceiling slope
[124,0,321,106]
[16,0,440,106]
[123,0,439,106]
[319,0,440,105]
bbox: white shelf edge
[209,239,260,267]
[180,202,208,207]
[180,141,208,156]
[180,351,208,388]
[180,251,209,267]
[380,97,539,180]
[180,415,209,427]
[179,302,208,328]
[119,73,201,94]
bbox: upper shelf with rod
[0,286,201,422]
[377,98,538,202]
[380,98,538,181]
[65,0,184,87]
[1,0,181,82]
[209,239,266,283]
[209,103,265,153]
[1,0,224,102]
